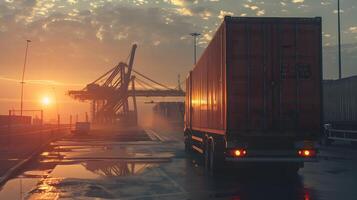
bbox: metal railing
[324,124,357,142]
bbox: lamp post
[337,0,342,79]
[20,39,31,116]
[52,87,60,127]
[190,32,201,65]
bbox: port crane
[68,44,185,124]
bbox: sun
[41,96,51,106]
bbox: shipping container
[153,102,184,130]
[73,122,90,134]
[184,16,322,173]
[323,76,357,129]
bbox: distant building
[152,102,184,130]
[0,115,32,127]
[323,75,357,128]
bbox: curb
[0,129,69,187]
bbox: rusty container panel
[184,72,191,130]
[187,22,226,134]
[227,17,322,137]
[186,17,322,138]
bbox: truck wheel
[282,165,300,176]
[209,142,219,174]
[206,139,223,175]
[184,134,192,153]
[204,140,211,170]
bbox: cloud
[349,26,357,33]
[333,9,344,13]
[0,2,205,90]
[203,33,212,41]
[218,10,233,19]
[0,76,83,86]
[256,9,265,16]
[67,0,78,4]
[176,7,193,16]
[1,0,357,92]
[321,1,331,6]
[187,6,213,20]
[96,26,105,41]
[168,0,197,7]
[153,40,161,46]
[244,4,260,11]
[292,0,304,3]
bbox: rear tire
[282,165,300,177]
[204,140,211,170]
[184,133,192,153]
[205,138,223,175]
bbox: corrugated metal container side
[226,17,322,138]
[188,22,226,135]
[186,17,322,138]
[323,76,357,123]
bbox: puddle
[26,159,183,200]
[0,177,40,200]
[46,144,174,160]
[50,164,101,179]
[0,167,54,199]
[50,160,163,179]
[22,170,50,178]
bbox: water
[0,169,48,200]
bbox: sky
[0,0,356,123]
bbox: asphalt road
[0,125,69,183]
[0,127,356,200]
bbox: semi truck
[184,16,322,173]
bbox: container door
[270,22,321,133]
[227,22,269,132]
[227,18,321,135]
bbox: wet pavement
[0,127,357,200]
[0,126,69,183]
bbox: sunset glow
[41,96,51,106]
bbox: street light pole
[52,87,60,127]
[190,32,200,65]
[337,0,342,79]
[20,39,31,116]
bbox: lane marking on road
[145,129,159,141]
[145,129,165,142]
[155,167,187,194]
[122,192,187,200]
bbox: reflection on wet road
[0,128,357,199]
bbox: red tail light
[229,149,247,157]
[298,149,316,157]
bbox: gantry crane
[69,44,185,125]
[69,44,138,124]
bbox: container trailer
[184,16,322,173]
[323,76,357,145]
